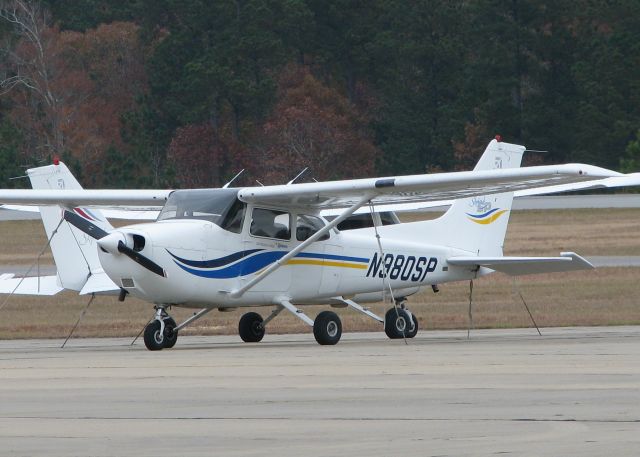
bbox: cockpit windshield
[157,189,246,233]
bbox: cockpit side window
[296,214,329,241]
[250,208,291,240]
[219,198,245,233]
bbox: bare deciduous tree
[0,0,62,159]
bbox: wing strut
[369,201,408,345]
[229,194,373,299]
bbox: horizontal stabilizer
[447,252,594,276]
[0,275,63,295]
[79,272,120,295]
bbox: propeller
[63,210,166,277]
[115,240,165,277]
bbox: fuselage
[97,204,479,308]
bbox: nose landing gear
[143,306,178,351]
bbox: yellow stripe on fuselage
[468,209,508,225]
[285,259,368,269]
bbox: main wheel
[313,311,342,345]
[239,312,265,342]
[406,313,418,338]
[384,308,411,339]
[143,320,165,351]
[163,317,178,348]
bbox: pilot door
[240,207,293,293]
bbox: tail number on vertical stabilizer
[366,253,437,282]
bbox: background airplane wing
[0,204,161,220]
[0,189,171,207]
[513,172,640,196]
[239,164,621,209]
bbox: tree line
[1,0,639,189]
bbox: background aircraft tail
[27,162,115,292]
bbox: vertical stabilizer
[437,139,524,255]
[27,162,114,291]
[380,139,525,256]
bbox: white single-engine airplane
[0,139,622,349]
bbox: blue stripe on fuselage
[166,249,263,268]
[171,249,370,279]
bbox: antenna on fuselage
[287,167,310,185]
[223,169,245,188]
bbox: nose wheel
[143,307,178,351]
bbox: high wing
[320,170,639,216]
[0,152,622,212]
[238,163,620,210]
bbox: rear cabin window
[296,214,329,241]
[250,208,291,240]
[328,211,400,231]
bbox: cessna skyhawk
[0,139,621,349]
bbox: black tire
[384,308,411,339]
[406,313,418,338]
[238,312,265,342]
[313,311,342,345]
[163,317,178,349]
[143,320,164,351]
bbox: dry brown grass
[0,220,54,264]
[0,209,639,339]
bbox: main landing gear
[238,312,265,342]
[237,307,343,345]
[313,311,342,345]
[384,302,418,339]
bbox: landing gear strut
[143,306,178,351]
